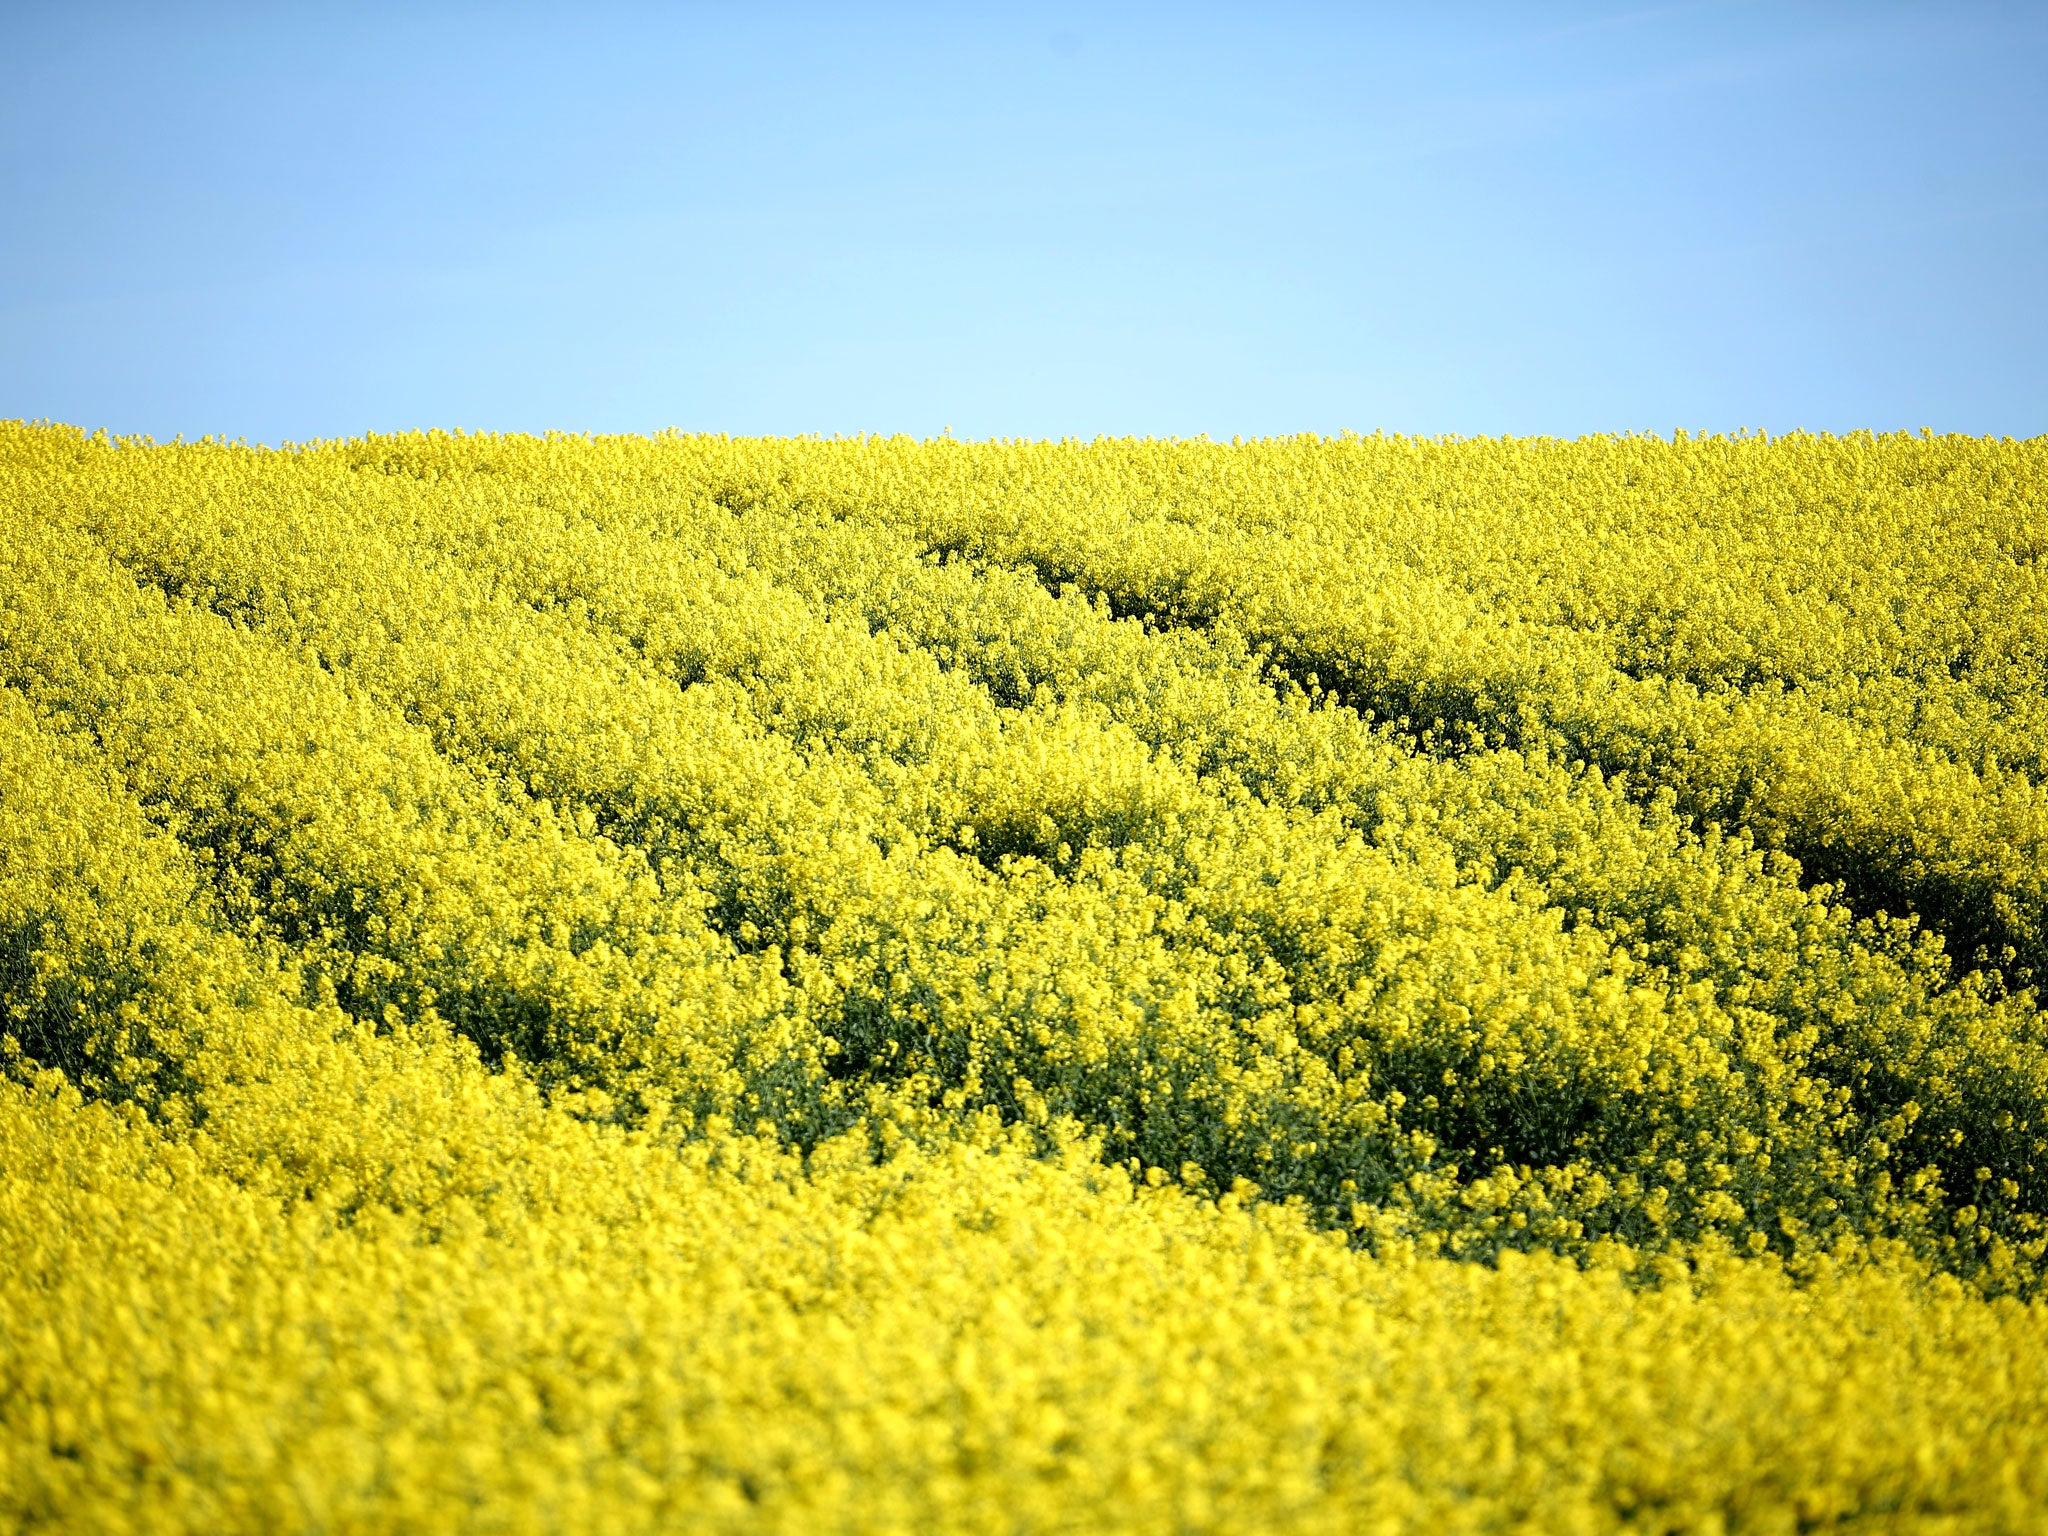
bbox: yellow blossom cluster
[3,421,2047,1531]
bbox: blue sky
[3,1,2042,442]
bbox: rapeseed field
[4,420,2047,1531]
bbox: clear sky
[3,1,2043,443]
